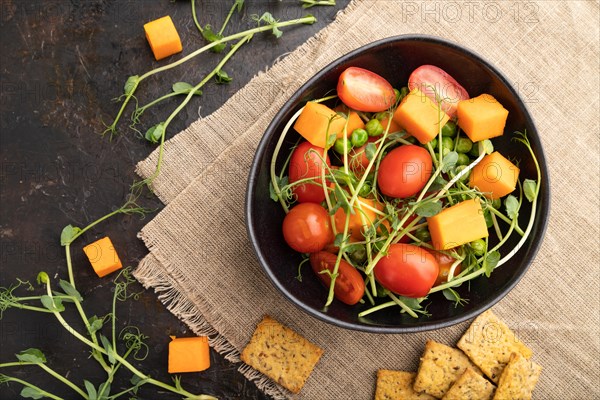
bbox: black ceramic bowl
[245,35,549,333]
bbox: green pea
[441,121,457,137]
[484,210,493,228]
[452,165,470,182]
[351,128,368,147]
[469,143,480,157]
[333,138,352,154]
[441,147,452,157]
[396,86,409,103]
[373,112,387,121]
[365,119,384,137]
[358,182,372,197]
[456,153,471,166]
[441,136,454,151]
[428,137,438,149]
[492,198,502,209]
[414,227,431,243]
[470,239,486,256]
[456,137,473,153]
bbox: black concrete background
[0,1,350,398]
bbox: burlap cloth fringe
[134,1,599,398]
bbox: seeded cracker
[375,370,436,400]
[442,367,496,400]
[493,352,542,400]
[457,310,533,383]
[413,340,484,398]
[240,315,323,394]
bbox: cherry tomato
[431,250,462,286]
[377,145,433,198]
[408,65,469,118]
[374,243,439,298]
[309,251,365,305]
[282,203,333,253]
[337,67,396,112]
[289,141,330,204]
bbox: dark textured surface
[0,1,349,398]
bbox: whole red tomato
[337,67,396,112]
[309,251,365,305]
[374,243,439,298]
[289,141,330,204]
[377,145,433,198]
[408,65,469,118]
[282,203,332,253]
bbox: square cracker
[240,315,323,394]
[442,367,496,400]
[375,370,436,400]
[493,353,542,400]
[457,310,533,383]
[414,340,483,398]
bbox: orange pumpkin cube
[457,94,509,142]
[392,88,450,144]
[168,336,210,373]
[83,237,122,278]
[470,152,520,199]
[144,16,183,61]
[294,102,347,148]
[427,199,489,250]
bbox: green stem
[358,300,396,317]
[218,1,239,36]
[97,344,136,400]
[1,375,63,400]
[42,282,215,399]
[37,363,88,399]
[73,300,111,373]
[0,362,36,368]
[142,34,252,187]
[191,0,204,34]
[108,15,316,134]
[4,303,54,313]
[388,293,418,318]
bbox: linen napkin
[135,1,600,398]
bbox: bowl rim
[245,34,550,333]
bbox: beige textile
[134,1,600,399]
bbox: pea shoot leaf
[172,82,202,96]
[443,288,468,307]
[253,12,283,38]
[20,387,45,399]
[202,25,226,53]
[524,179,537,202]
[365,143,377,161]
[483,250,501,277]
[60,225,81,246]
[441,151,458,173]
[428,175,448,191]
[88,315,104,334]
[40,295,65,312]
[145,122,165,144]
[505,195,519,220]
[483,139,494,155]
[333,184,351,214]
[326,133,337,149]
[333,233,345,248]
[100,335,116,364]
[84,380,98,400]
[16,348,46,364]
[59,279,83,302]
[215,69,233,84]
[269,176,288,202]
[415,200,442,217]
[123,75,139,96]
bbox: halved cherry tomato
[282,203,333,253]
[377,145,433,198]
[309,251,365,305]
[408,65,469,118]
[288,141,330,204]
[374,243,439,298]
[430,250,462,286]
[337,67,396,112]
